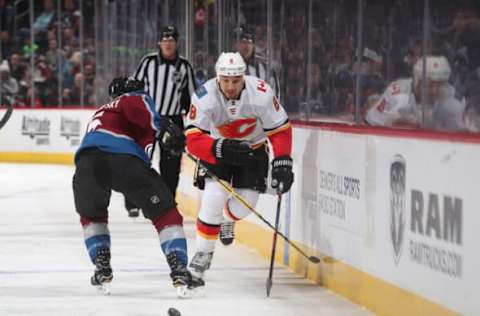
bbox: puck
[168,307,181,316]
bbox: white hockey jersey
[365,78,466,131]
[186,75,289,146]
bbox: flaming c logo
[217,118,257,138]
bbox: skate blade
[176,285,205,298]
[95,282,112,295]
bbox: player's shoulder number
[257,79,267,93]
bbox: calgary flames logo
[217,118,257,138]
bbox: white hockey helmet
[413,56,451,83]
[215,52,246,78]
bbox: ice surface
[0,163,372,316]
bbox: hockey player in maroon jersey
[184,52,294,282]
[72,77,203,296]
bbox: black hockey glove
[271,156,294,194]
[212,138,254,165]
[156,117,185,156]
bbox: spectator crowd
[1,0,480,133]
[0,0,95,107]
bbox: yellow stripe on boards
[177,190,458,316]
[237,218,458,316]
[0,152,74,165]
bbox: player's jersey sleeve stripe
[264,120,291,136]
[186,127,216,164]
[185,125,209,136]
[185,127,202,136]
[267,124,292,158]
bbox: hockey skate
[188,251,214,279]
[166,252,205,298]
[90,248,113,295]
[127,208,140,218]
[219,221,235,246]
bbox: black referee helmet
[233,25,256,42]
[159,25,179,41]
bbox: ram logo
[390,154,406,265]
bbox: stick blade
[266,278,272,297]
[309,256,321,264]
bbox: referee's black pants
[158,115,184,200]
[125,115,184,211]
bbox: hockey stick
[266,192,282,297]
[148,138,157,160]
[0,102,13,130]
[185,152,321,264]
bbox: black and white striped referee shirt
[246,54,281,99]
[134,52,196,116]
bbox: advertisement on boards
[373,137,480,314]
[314,131,366,236]
[290,128,367,262]
[0,109,94,153]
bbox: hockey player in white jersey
[184,52,293,281]
[365,55,466,131]
[217,25,283,245]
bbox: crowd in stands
[0,0,95,107]
[235,0,480,131]
[1,0,480,133]
[190,0,478,129]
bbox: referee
[125,25,196,217]
[234,25,281,99]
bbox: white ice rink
[0,163,372,316]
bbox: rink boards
[0,108,91,164]
[1,108,478,315]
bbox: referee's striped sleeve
[186,62,197,93]
[134,55,149,80]
[271,69,281,99]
